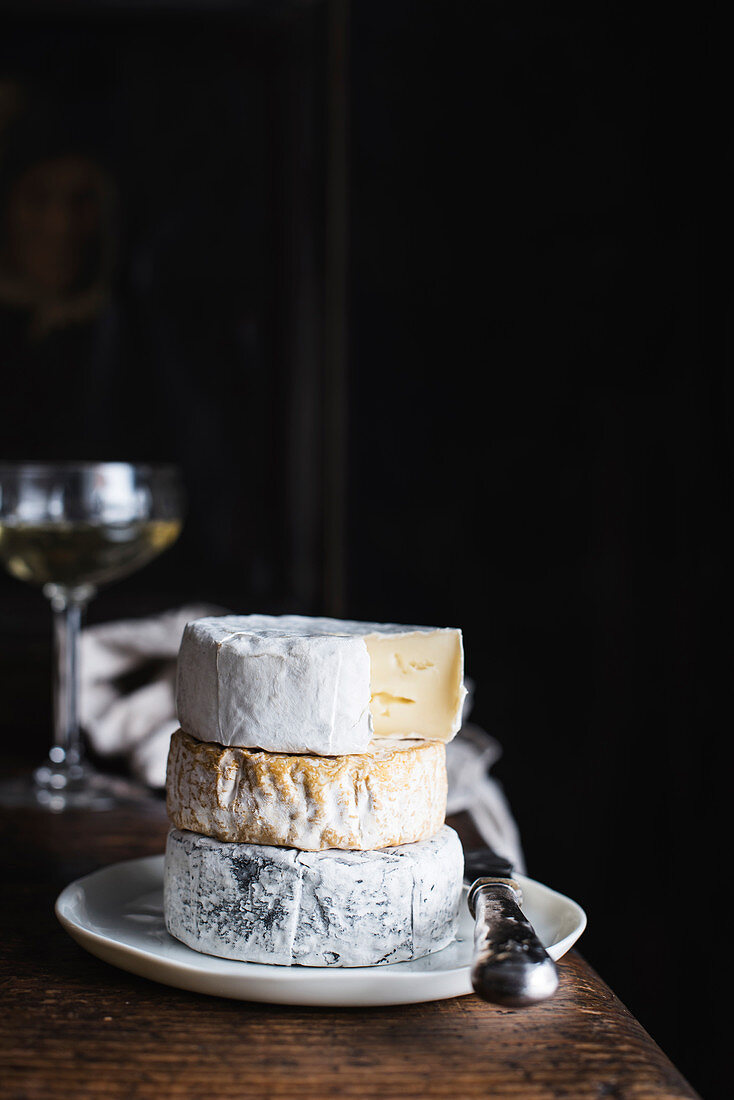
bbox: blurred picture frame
[0,0,348,614]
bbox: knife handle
[468,877,559,1007]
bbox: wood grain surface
[0,799,700,1100]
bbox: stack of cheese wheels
[163,614,467,968]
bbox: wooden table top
[0,797,700,1100]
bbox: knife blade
[463,846,559,1006]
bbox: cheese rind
[166,728,448,850]
[176,614,466,755]
[163,825,463,967]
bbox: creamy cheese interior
[364,630,465,741]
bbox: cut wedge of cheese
[164,825,463,967]
[176,614,466,755]
[166,728,447,850]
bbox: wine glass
[0,462,185,810]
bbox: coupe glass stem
[53,595,82,768]
[42,585,94,788]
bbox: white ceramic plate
[55,855,586,1007]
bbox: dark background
[0,3,724,1097]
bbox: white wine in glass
[0,462,184,810]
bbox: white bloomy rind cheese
[176,614,467,756]
[164,825,463,967]
[166,728,448,851]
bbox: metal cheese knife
[464,846,559,1007]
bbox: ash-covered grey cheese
[164,825,463,967]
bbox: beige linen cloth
[79,607,525,871]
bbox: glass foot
[0,764,151,811]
